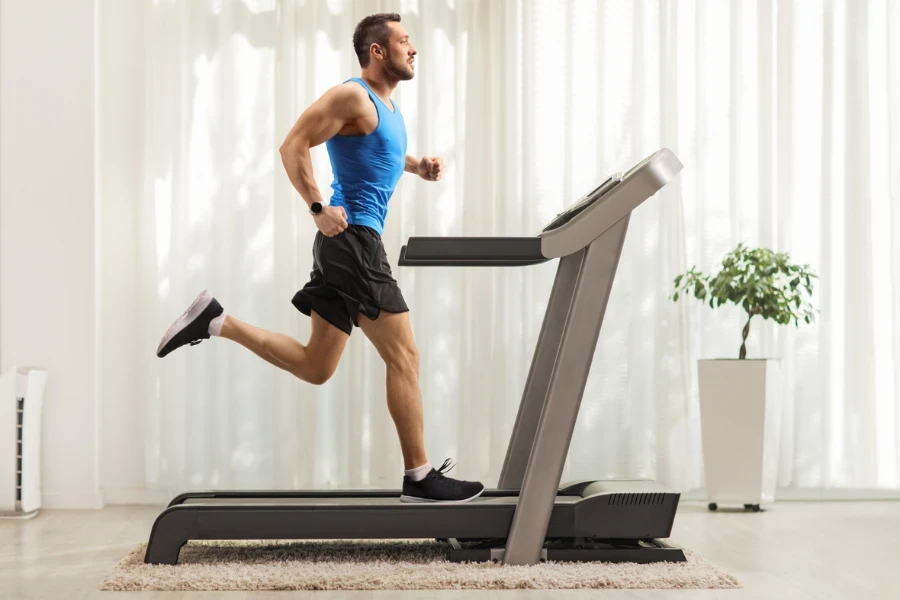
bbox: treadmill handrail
[399,236,548,267]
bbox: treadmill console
[542,173,623,232]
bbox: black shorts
[291,225,409,335]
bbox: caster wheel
[751,504,761,512]
[708,503,718,511]
[743,504,752,510]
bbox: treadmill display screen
[542,173,623,232]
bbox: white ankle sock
[405,462,432,482]
[208,312,227,337]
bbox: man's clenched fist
[315,205,348,237]
[417,156,444,181]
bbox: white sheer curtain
[98,0,900,499]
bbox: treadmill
[144,148,686,566]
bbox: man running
[156,13,484,503]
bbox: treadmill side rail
[167,488,526,507]
[145,501,531,564]
[398,237,548,266]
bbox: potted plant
[672,243,816,511]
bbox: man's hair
[353,13,401,68]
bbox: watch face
[311,202,323,214]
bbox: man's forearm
[280,143,325,208]
[404,154,419,174]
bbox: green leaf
[671,244,817,338]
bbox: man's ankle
[218,314,235,338]
[404,461,432,482]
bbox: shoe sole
[156,290,214,357]
[398,488,485,504]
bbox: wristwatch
[309,201,324,216]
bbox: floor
[0,500,897,599]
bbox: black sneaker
[400,459,485,503]
[156,290,224,358]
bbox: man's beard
[384,47,414,81]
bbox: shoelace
[419,458,464,492]
[432,458,457,478]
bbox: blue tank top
[325,77,408,236]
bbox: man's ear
[371,43,384,62]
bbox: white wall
[0,0,101,508]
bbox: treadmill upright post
[503,217,630,566]
[498,241,582,489]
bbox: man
[156,13,484,503]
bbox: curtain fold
[98,0,900,497]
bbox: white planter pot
[697,359,782,510]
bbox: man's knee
[384,341,419,375]
[299,359,338,386]
[297,314,349,385]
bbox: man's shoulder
[322,81,370,117]
[334,80,370,101]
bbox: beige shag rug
[100,540,740,591]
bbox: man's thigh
[306,310,350,373]
[357,311,416,364]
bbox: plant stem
[740,313,754,359]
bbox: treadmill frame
[143,149,686,566]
